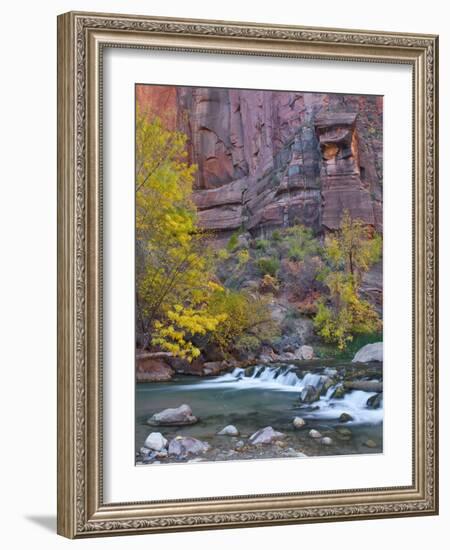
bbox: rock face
[147,404,198,426]
[315,113,375,230]
[137,85,383,237]
[352,342,383,363]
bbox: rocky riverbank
[135,345,383,465]
[136,342,382,383]
[136,417,382,465]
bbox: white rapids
[170,365,383,425]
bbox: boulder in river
[364,439,378,448]
[299,384,320,404]
[309,429,322,439]
[147,404,198,426]
[352,342,383,363]
[336,427,352,437]
[293,417,306,429]
[168,436,210,458]
[321,436,333,446]
[339,412,354,423]
[366,393,383,409]
[249,426,286,445]
[144,432,168,451]
[217,424,240,436]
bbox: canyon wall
[136,85,383,237]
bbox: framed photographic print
[57,11,439,538]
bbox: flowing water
[135,362,383,463]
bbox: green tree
[314,211,382,350]
[323,211,382,286]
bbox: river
[135,362,383,464]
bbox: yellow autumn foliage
[135,105,227,360]
[314,211,382,350]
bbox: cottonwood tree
[136,106,226,360]
[314,211,382,350]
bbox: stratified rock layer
[137,85,383,237]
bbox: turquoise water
[135,363,383,463]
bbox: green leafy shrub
[207,290,276,354]
[313,211,382,350]
[235,334,261,354]
[216,248,230,261]
[226,230,240,251]
[288,244,304,261]
[282,225,320,261]
[237,249,250,266]
[271,230,282,242]
[257,257,280,277]
[313,286,380,351]
[255,239,270,251]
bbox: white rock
[302,345,314,360]
[249,426,286,445]
[295,345,314,360]
[321,437,333,446]
[352,342,383,363]
[147,404,198,426]
[293,417,306,429]
[324,367,338,377]
[144,432,168,451]
[308,429,322,439]
[168,437,210,458]
[139,447,154,458]
[217,424,240,436]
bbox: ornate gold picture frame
[57,11,438,538]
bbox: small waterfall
[324,384,337,400]
[307,389,383,424]
[173,364,383,425]
[210,364,326,392]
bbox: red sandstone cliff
[136,85,383,236]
